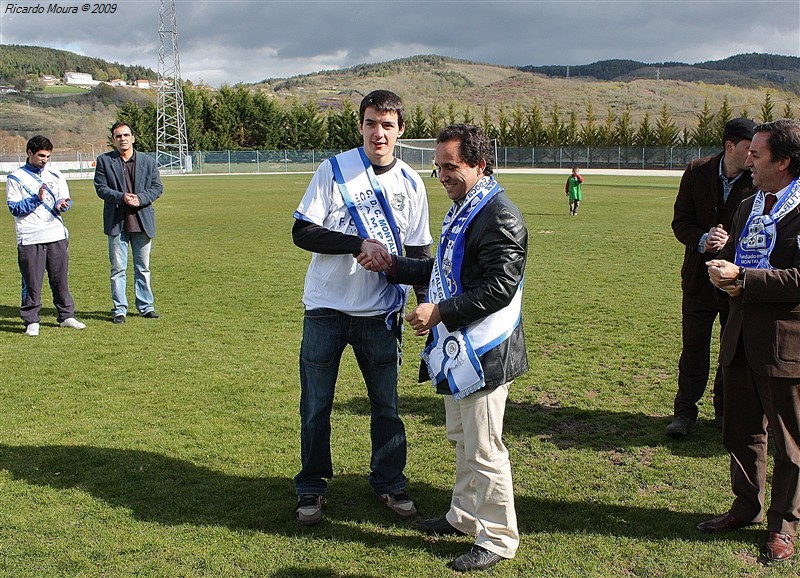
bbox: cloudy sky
[1,0,798,86]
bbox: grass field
[0,172,796,577]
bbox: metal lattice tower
[156,0,189,172]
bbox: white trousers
[444,382,519,558]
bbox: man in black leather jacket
[359,124,528,573]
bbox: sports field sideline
[1,172,793,577]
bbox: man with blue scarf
[702,120,800,564]
[6,135,86,336]
[360,124,528,572]
[292,90,432,526]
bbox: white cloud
[0,0,797,86]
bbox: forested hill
[0,45,157,83]
[519,53,800,90]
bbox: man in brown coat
[667,118,756,437]
[703,119,800,563]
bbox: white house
[64,71,100,87]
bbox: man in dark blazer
[94,122,163,324]
[667,118,756,437]
[702,119,800,563]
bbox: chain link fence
[1,146,721,178]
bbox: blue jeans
[295,308,407,496]
[108,232,154,316]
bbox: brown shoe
[763,532,795,562]
[697,512,757,533]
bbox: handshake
[356,238,439,335]
[357,238,394,273]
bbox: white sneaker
[60,317,86,330]
[25,323,40,336]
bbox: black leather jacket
[391,191,529,395]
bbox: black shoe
[451,545,505,572]
[665,416,696,438]
[295,494,323,526]
[142,311,161,319]
[112,314,126,324]
[378,489,417,518]
[421,515,465,536]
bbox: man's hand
[704,224,729,253]
[54,198,71,211]
[357,239,391,272]
[123,193,140,207]
[405,303,440,336]
[706,258,740,292]
[38,184,47,201]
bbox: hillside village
[1,48,798,155]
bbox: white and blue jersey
[6,163,71,245]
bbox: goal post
[395,138,501,173]
[394,139,436,172]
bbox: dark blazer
[94,150,163,238]
[672,152,755,294]
[719,193,800,377]
[391,191,529,393]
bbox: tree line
[118,84,797,152]
[1,45,157,88]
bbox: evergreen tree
[579,102,598,146]
[182,83,208,151]
[691,99,716,146]
[614,106,634,146]
[678,125,692,147]
[481,104,498,140]
[760,91,775,123]
[328,99,360,149]
[713,95,733,141]
[429,103,445,136]
[545,102,563,146]
[526,101,545,146]
[509,104,528,146]
[462,106,475,125]
[405,104,430,139]
[496,105,512,145]
[286,101,326,149]
[251,91,285,149]
[116,100,156,151]
[564,110,579,146]
[206,85,242,149]
[655,103,679,147]
[596,107,616,146]
[446,101,458,126]
[634,112,657,146]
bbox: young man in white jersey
[6,135,86,336]
[292,90,432,525]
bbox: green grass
[0,173,795,577]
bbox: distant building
[110,79,126,87]
[64,71,100,87]
[135,79,151,89]
[0,86,19,94]
[41,75,57,86]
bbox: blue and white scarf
[735,178,800,269]
[329,147,407,327]
[422,176,523,400]
[7,165,64,221]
